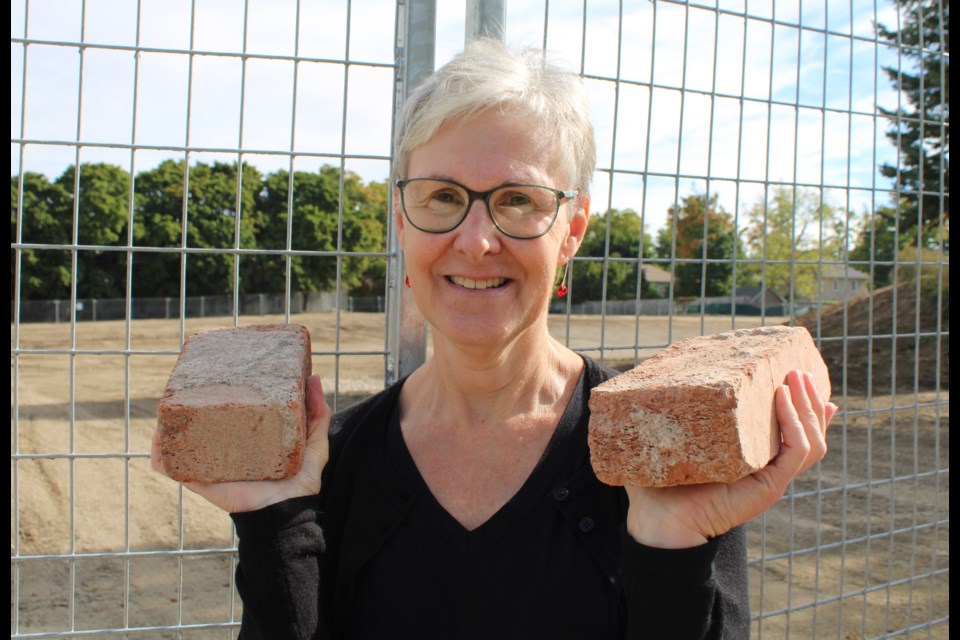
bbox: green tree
[57,163,133,298]
[132,160,262,297]
[12,164,132,300]
[572,208,658,300]
[745,187,850,301]
[655,192,740,298]
[12,172,72,299]
[850,205,899,286]
[875,0,949,251]
[15,160,391,302]
[253,165,388,295]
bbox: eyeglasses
[396,178,579,239]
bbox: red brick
[588,326,831,487]
[157,324,312,482]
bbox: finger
[825,402,839,425]
[786,370,828,472]
[294,376,332,497]
[799,370,829,453]
[305,375,332,440]
[771,383,810,478]
[743,384,809,511]
[786,370,818,428]
[802,371,828,429]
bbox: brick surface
[588,326,831,487]
[157,324,312,482]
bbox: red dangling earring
[405,276,411,288]
[557,261,570,297]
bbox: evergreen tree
[876,0,949,250]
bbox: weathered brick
[588,326,831,487]
[157,324,312,482]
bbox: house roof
[640,263,672,283]
[733,286,787,301]
[821,264,871,280]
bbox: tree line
[572,188,861,303]
[12,158,888,304]
[12,160,389,301]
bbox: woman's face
[396,109,588,351]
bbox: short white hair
[393,38,596,196]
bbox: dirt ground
[10,297,949,638]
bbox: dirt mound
[794,278,949,395]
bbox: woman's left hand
[623,369,839,549]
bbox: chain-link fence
[11,0,948,637]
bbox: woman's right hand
[151,375,332,514]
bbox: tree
[572,208,658,301]
[132,160,262,297]
[849,205,899,287]
[12,172,72,299]
[12,164,132,300]
[130,159,188,297]
[56,163,133,298]
[253,165,388,295]
[14,160,391,302]
[876,0,949,251]
[655,192,740,298]
[745,187,850,301]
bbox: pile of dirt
[794,277,949,395]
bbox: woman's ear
[563,195,589,257]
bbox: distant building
[819,265,870,302]
[731,286,788,310]
[640,263,672,298]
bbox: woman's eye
[432,190,464,206]
[498,192,532,208]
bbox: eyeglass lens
[400,179,561,238]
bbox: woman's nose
[453,199,501,255]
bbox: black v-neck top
[350,367,622,638]
[231,357,751,640]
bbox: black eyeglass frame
[395,178,579,240]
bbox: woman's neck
[402,331,582,432]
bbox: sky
[11,0,906,237]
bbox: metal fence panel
[10,0,948,638]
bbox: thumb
[305,375,332,441]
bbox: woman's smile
[447,275,509,291]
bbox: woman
[153,39,836,639]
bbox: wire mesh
[10,0,948,638]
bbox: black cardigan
[231,357,750,639]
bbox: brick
[588,326,831,487]
[157,324,312,483]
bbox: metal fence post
[465,0,505,43]
[386,0,435,384]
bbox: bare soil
[10,295,949,638]
[794,280,949,395]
